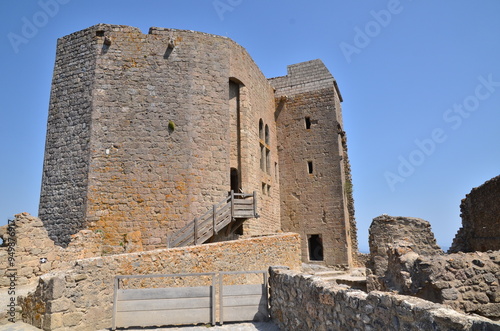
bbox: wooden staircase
[167,191,258,248]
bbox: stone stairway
[302,264,367,291]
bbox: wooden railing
[167,191,258,248]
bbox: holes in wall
[164,44,174,59]
[308,234,324,261]
[262,183,266,196]
[307,161,313,174]
[305,117,311,129]
[96,30,105,37]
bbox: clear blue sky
[1,1,499,252]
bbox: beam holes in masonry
[164,45,174,59]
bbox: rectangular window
[275,162,279,182]
[260,144,266,171]
[266,150,271,174]
[262,183,266,196]
[305,117,311,129]
[307,161,313,174]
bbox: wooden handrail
[168,190,258,248]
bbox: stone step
[314,270,346,277]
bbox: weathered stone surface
[37,24,357,267]
[19,233,301,330]
[366,214,500,320]
[0,213,103,287]
[38,24,282,251]
[367,215,443,281]
[450,175,500,253]
[271,60,358,268]
[269,268,500,330]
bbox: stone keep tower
[39,24,357,266]
[271,60,357,267]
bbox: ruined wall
[381,244,500,320]
[450,175,500,253]
[367,215,500,320]
[39,24,280,252]
[368,215,443,281]
[269,268,498,330]
[19,233,301,331]
[270,60,357,267]
[0,213,103,287]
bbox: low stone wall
[0,213,103,287]
[269,268,500,330]
[19,233,301,330]
[381,244,500,320]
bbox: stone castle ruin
[37,23,357,267]
[1,24,499,330]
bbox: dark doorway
[230,168,240,193]
[308,234,324,261]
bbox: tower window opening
[266,150,271,174]
[307,161,313,174]
[305,117,311,129]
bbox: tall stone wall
[19,233,301,330]
[38,26,97,246]
[269,268,499,330]
[39,24,281,252]
[450,175,500,253]
[227,36,281,236]
[270,60,357,267]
